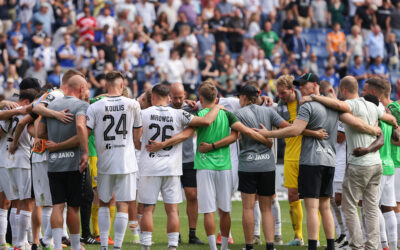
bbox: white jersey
[86,96,142,175]
[0,115,11,167]
[33,89,65,108]
[139,106,194,176]
[334,121,347,182]
[6,114,32,169]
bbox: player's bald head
[170,83,186,108]
[67,75,87,90]
[170,83,185,96]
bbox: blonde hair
[276,75,295,90]
[198,80,218,103]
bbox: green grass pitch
[84,200,328,249]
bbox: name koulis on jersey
[105,105,125,112]
[246,153,270,161]
[49,151,75,160]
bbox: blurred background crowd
[0,0,400,101]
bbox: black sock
[246,244,253,250]
[308,240,318,250]
[326,239,335,250]
[266,242,274,250]
[189,228,196,238]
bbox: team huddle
[0,70,400,250]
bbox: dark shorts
[48,171,83,207]
[238,171,276,196]
[181,163,197,188]
[298,165,334,199]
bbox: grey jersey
[181,104,195,164]
[234,105,284,172]
[297,101,339,167]
[43,96,89,172]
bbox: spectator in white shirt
[97,6,116,34]
[181,46,199,93]
[116,0,137,22]
[157,0,179,29]
[136,0,156,30]
[34,36,56,72]
[148,33,175,68]
[163,49,185,84]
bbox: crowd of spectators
[1,0,400,101]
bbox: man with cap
[254,73,383,250]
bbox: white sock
[129,220,139,236]
[42,207,53,244]
[0,208,7,245]
[27,214,32,244]
[114,212,128,248]
[70,234,80,250]
[207,235,217,250]
[253,200,261,236]
[338,206,349,239]
[396,212,400,241]
[52,228,63,250]
[98,207,110,247]
[271,198,281,236]
[17,210,31,247]
[10,208,17,246]
[167,232,179,247]
[383,211,397,249]
[379,210,388,248]
[140,231,152,247]
[62,206,68,238]
[221,236,229,250]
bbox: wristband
[212,143,216,150]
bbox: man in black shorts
[37,74,89,250]
[255,73,382,250]
[169,83,203,244]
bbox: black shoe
[178,234,182,244]
[189,236,205,245]
[81,235,100,245]
[339,241,349,248]
[40,238,51,248]
[335,234,346,244]
[31,244,38,250]
[62,236,71,246]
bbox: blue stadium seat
[313,46,329,59]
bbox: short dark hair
[365,77,386,97]
[105,71,125,85]
[152,84,170,97]
[62,70,85,85]
[19,89,39,103]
